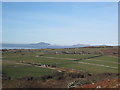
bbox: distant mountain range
[2,42,90,49]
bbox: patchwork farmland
[2,46,120,88]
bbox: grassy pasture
[80,60,118,67]
[3,64,55,79]
[3,56,75,65]
[44,54,100,59]
[56,63,118,73]
[2,47,119,79]
[92,56,118,62]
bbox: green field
[44,54,100,59]
[2,48,119,79]
[80,60,118,67]
[92,56,118,62]
[3,64,55,79]
[56,63,118,73]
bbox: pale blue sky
[2,2,118,45]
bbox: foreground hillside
[2,46,120,88]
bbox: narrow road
[78,62,118,69]
[85,59,119,64]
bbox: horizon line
[1,42,118,46]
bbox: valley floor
[2,46,120,88]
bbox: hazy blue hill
[2,42,90,49]
[30,42,51,46]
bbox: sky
[2,2,118,45]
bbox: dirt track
[85,59,119,64]
[78,62,118,69]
